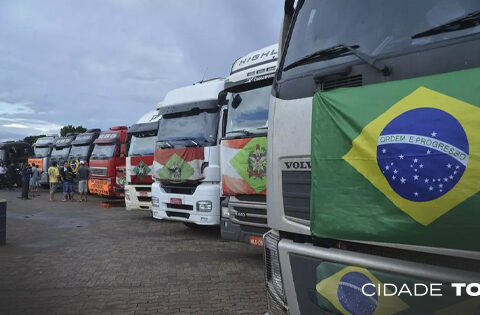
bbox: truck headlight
[221,206,230,218]
[197,200,212,212]
[124,189,130,201]
[264,230,288,314]
[152,196,159,208]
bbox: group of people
[47,161,90,202]
[16,161,91,202]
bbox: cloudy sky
[0,0,282,141]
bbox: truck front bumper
[221,199,268,244]
[124,184,152,211]
[151,181,220,225]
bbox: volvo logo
[282,158,311,171]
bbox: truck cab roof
[53,135,76,148]
[225,44,278,89]
[71,129,101,146]
[33,136,57,147]
[159,78,225,116]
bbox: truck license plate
[139,191,148,197]
[170,198,182,205]
[250,236,263,247]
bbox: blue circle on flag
[377,108,468,202]
[337,272,377,315]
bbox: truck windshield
[226,85,270,137]
[157,108,219,146]
[34,147,50,158]
[51,147,70,158]
[283,0,480,74]
[69,145,90,159]
[0,149,5,161]
[128,135,156,156]
[91,144,116,160]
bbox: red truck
[88,126,129,198]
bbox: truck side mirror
[218,91,228,106]
[232,94,242,109]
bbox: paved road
[0,189,266,314]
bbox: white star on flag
[392,175,396,180]
[400,177,406,184]
[427,150,431,154]
[385,165,390,170]
[382,148,386,154]
[394,169,398,174]
[447,163,452,168]
[456,165,460,169]
[429,186,433,191]
[419,164,424,168]
[424,178,429,183]
[413,158,418,163]
[449,175,454,179]
[414,192,419,196]
[399,154,404,159]
[431,131,437,137]
[413,175,419,180]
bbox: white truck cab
[124,109,162,211]
[151,78,226,226]
[219,44,278,246]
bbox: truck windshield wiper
[160,141,174,149]
[412,10,480,39]
[284,44,390,75]
[226,129,254,136]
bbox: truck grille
[166,211,189,219]
[90,167,107,176]
[282,170,311,221]
[264,231,288,314]
[162,183,199,195]
[231,206,267,228]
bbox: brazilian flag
[311,67,480,251]
[314,262,478,314]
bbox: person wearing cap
[76,160,90,202]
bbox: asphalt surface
[0,188,266,314]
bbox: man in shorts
[48,161,60,201]
[76,160,90,202]
[60,161,75,201]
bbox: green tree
[23,134,46,145]
[60,125,87,137]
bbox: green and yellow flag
[311,67,480,250]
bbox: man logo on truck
[344,87,480,225]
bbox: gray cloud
[0,0,282,140]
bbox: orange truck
[88,126,129,198]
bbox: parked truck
[151,78,226,227]
[264,1,480,314]
[219,44,278,246]
[28,135,57,185]
[0,141,33,187]
[88,126,129,198]
[67,129,101,172]
[124,109,161,210]
[49,134,77,168]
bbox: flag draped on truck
[310,67,480,251]
[154,147,204,183]
[221,137,267,195]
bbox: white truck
[151,78,226,227]
[124,109,161,211]
[219,44,278,246]
[265,1,480,314]
[28,135,58,185]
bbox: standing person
[6,162,16,190]
[0,163,6,188]
[20,164,31,200]
[76,160,90,202]
[48,161,60,201]
[60,161,75,201]
[29,163,40,197]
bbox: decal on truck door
[221,137,267,195]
